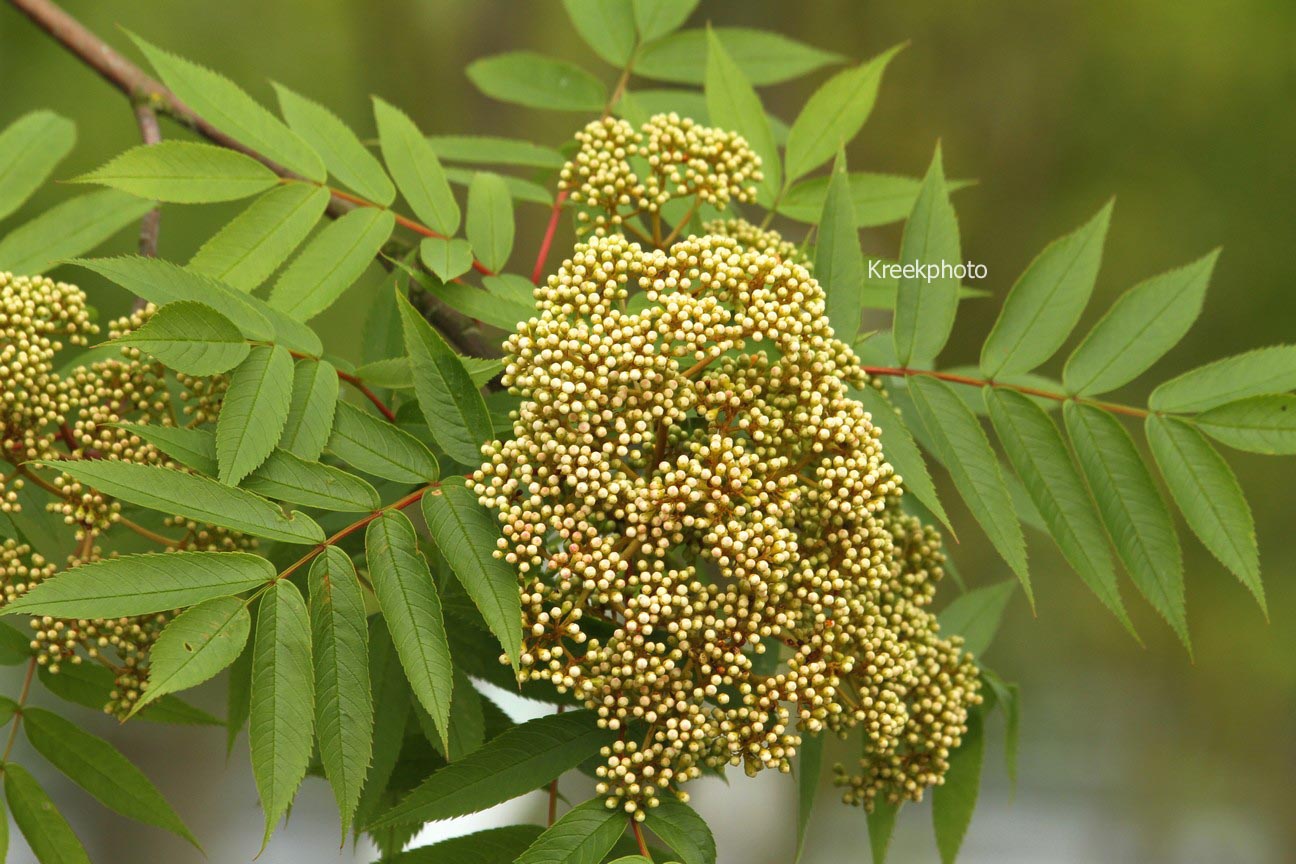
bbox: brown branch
[861,366,1150,418]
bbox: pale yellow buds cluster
[473,229,980,817]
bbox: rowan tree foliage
[0,1,1291,862]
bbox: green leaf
[0,190,155,275]
[892,145,962,366]
[1063,250,1219,396]
[188,183,330,291]
[563,0,637,66]
[354,355,502,391]
[373,97,460,235]
[35,459,324,544]
[114,424,217,474]
[2,551,270,618]
[441,669,486,761]
[854,386,951,533]
[217,344,295,484]
[226,629,254,752]
[397,290,494,464]
[794,732,823,864]
[784,44,903,183]
[705,26,780,205]
[133,596,251,716]
[5,763,91,864]
[467,52,607,112]
[309,546,373,838]
[938,581,1015,656]
[1150,346,1296,414]
[278,358,339,461]
[907,377,1031,601]
[251,579,314,850]
[420,236,475,282]
[243,449,381,512]
[779,172,973,227]
[633,0,698,42]
[371,709,615,828]
[380,825,545,864]
[815,152,864,344]
[270,206,393,321]
[931,709,984,864]
[980,200,1113,377]
[646,795,716,864]
[0,621,32,665]
[354,617,411,831]
[1195,394,1296,454]
[984,389,1132,631]
[326,400,440,483]
[1064,402,1189,649]
[466,173,515,272]
[24,707,198,848]
[133,34,324,180]
[421,482,522,670]
[0,110,76,221]
[70,256,273,342]
[445,167,553,206]
[426,135,565,169]
[1146,415,1263,611]
[515,798,626,864]
[424,277,535,331]
[115,300,250,376]
[274,83,395,204]
[74,141,278,202]
[635,27,840,86]
[38,662,221,726]
[866,799,899,864]
[366,510,454,750]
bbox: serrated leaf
[984,389,1132,631]
[420,236,475,282]
[37,662,222,726]
[425,277,535,331]
[515,798,626,864]
[226,622,254,752]
[980,200,1112,377]
[274,83,395,204]
[0,110,76,221]
[815,152,864,344]
[366,510,454,750]
[854,386,952,534]
[397,290,494,464]
[906,377,1031,601]
[444,167,553,206]
[24,707,199,848]
[1150,346,1296,413]
[1146,415,1263,611]
[133,34,324,180]
[354,616,411,832]
[133,596,250,716]
[633,0,698,42]
[646,794,715,864]
[309,546,373,837]
[893,145,962,367]
[371,709,615,828]
[635,27,840,86]
[938,581,1015,656]
[1064,402,1189,649]
[2,551,270,618]
[278,358,339,460]
[779,172,974,227]
[426,135,565,169]
[439,669,486,762]
[784,44,903,183]
[467,52,607,112]
[0,621,32,665]
[373,97,460,235]
[466,172,514,272]
[188,183,329,291]
[5,763,91,864]
[327,400,440,482]
[115,300,249,376]
[36,459,323,544]
[1063,251,1219,396]
[74,141,278,202]
[564,0,636,66]
[421,482,521,670]
[354,355,502,390]
[270,205,393,321]
[705,26,780,205]
[243,449,381,512]
[794,732,823,864]
[1195,395,1296,454]
[866,799,899,864]
[931,709,984,864]
[0,190,155,275]
[381,825,545,864]
[218,344,295,484]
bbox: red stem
[861,365,1150,418]
[325,187,494,277]
[531,188,569,284]
[335,369,398,423]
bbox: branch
[861,366,1150,418]
[335,368,398,423]
[132,101,162,312]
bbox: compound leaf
[270,206,393,321]
[1194,395,1296,455]
[0,191,155,275]
[466,172,514,272]
[646,795,716,864]
[277,357,340,461]
[0,110,76,221]
[1150,346,1296,413]
[931,710,985,864]
[5,763,91,864]
[938,581,1015,656]
[705,26,780,204]
[815,152,864,344]
[635,27,840,86]
[217,344,295,485]
[374,97,460,234]
[515,798,626,864]
[466,52,607,112]
[274,82,396,204]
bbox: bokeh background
[1,1,1293,861]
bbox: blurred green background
[2,0,1293,861]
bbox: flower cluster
[473,229,980,819]
[560,115,762,237]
